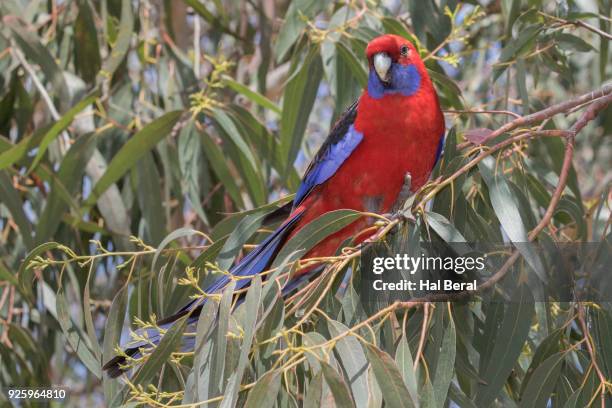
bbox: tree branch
[458,84,612,149]
[406,87,612,304]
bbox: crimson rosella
[104,34,445,377]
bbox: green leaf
[476,285,534,406]
[518,352,565,408]
[135,152,167,245]
[479,157,526,240]
[381,18,419,44]
[131,316,189,386]
[83,263,102,360]
[182,0,239,39]
[407,0,449,43]
[274,210,361,266]
[0,171,33,249]
[367,364,383,408]
[211,108,258,167]
[0,260,18,287]
[244,371,282,408]
[556,33,595,52]
[56,289,102,378]
[427,69,463,103]
[321,361,357,408]
[395,336,418,405]
[520,329,563,396]
[212,108,266,205]
[220,275,262,408]
[153,228,202,271]
[365,343,416,408]
[432,317,456,408]
[154,228,200,315]
[515,59,529,114]
[217,211,268,271]
[274,0,325,61]
[328,320,369,407]
[85,110,182,205]
[336,42,367,88]
[303,332,332,372]
[10,23,70,104]
[74,0,102,82]
[479,156,545,281]
[0,125,47,170]
[199,127,245,207]
[223,76,281,114]
[178,120,207,223]
[330,38,361,120]
[182,0,215,22]
[591,308,612,379]
[229,106,301,189]
[425,211,473,256]
[554,197,587,240]
[18,242,61,301]
[280,46,323,179]
[208,281,235,397]
[540,136,582,206]
[100,0,133,79]
[494,25,541,80]
[189,298,218,403]
[7,323,46,372]
[103,285,128,403]
[305,371,324,408]
[448,384,477,408]
[36,132,98,243]
[505,0,522,36]
[29,90,99,173]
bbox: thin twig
[414,303,431,371]
[193,13,200,79]
[419,129,574,209]
[540,11,612,41]
[11,44,70,153]
[577,304,608,408]
[462,84,612,148]
[11,46,60,120]
[444,109,522,119]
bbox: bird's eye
[400,45,409,57]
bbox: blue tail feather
[103,212,303,377]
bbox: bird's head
[365,34,426,99]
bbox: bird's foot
[391,173,413,212]
[385,172,416,222]
[381,210,416,223]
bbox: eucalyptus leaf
[365,343,416,408]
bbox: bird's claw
[382,211,416,223]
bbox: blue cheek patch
[294,125,364,206]
[367,70,385,99]
[392,64,421,96]
[367,64,421,99]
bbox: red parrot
[104,34,444,377]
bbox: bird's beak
[373,52,392,83]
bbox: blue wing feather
[293,101,362,208]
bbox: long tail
[103,211,304,378]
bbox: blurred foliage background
[0,0,610,407]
